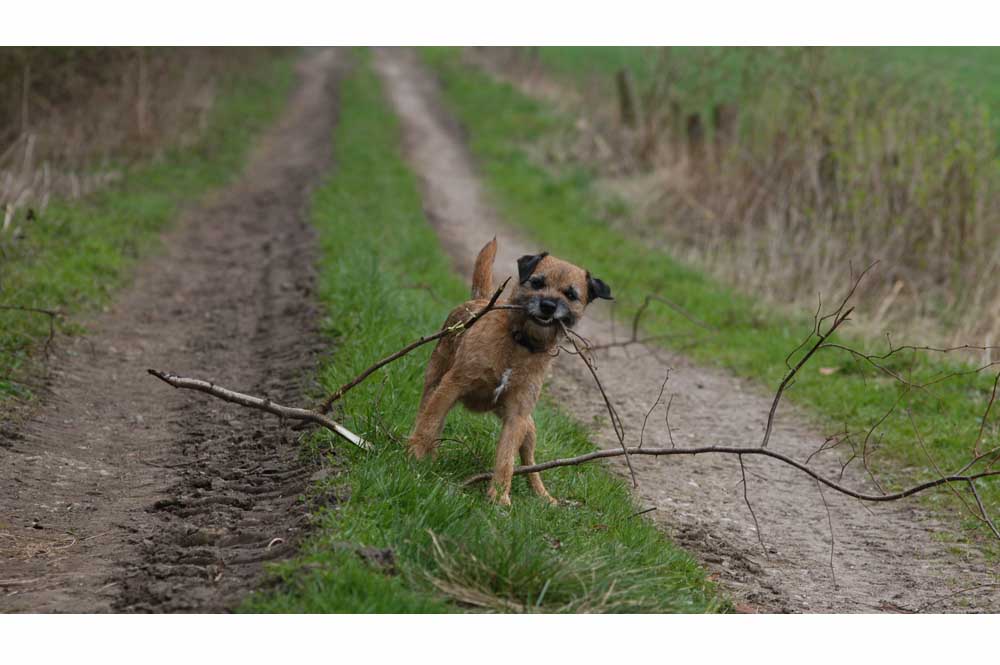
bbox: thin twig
[974,371,1000,457]
[760,265,874,449]
[915,583,1000,613]
[559,320,637,488]
[588,292,716,353]
[630,293,717,338]
[739,454,767,555]
[664,393,677,448]
[640,370,671,450]
[0,304,60,354]
[762,304,853,448]
[815,479,837,587]
[907,409,984,527]
[967,479,1000,540]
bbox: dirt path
[0,49,345,613]
[374,47,999,613]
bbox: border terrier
[408,238,612,505]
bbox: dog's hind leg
[519,416,556,505]
[408,372,463,459]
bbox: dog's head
[511,252,612,336]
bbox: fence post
[686,112,704,167]
[615,68,640,129]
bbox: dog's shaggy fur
[408,238,611,505]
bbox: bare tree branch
[460,444,1000,506]
[762,304,853,449]
[759,264,876,449]
[148,369,371,450]
[588,293,715,353]
[144,255,1000,548]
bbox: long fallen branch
[144,258,1000,545]
[148,369,371,450]
[148,279,516,450]
[461,444,1000,503]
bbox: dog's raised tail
[471,237,498,300]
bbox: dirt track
[0,49,344,612]
[374,47,999,613]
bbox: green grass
[537,47,1000,103]
[848,47,1000,117]
[242,51,723,614]
[422,48,1000,543]
[0,54,296,400]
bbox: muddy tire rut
[374,47,999,613]
[0,49,345,613]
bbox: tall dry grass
[0,47,283,228]
[483,47,1000,351]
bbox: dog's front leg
[487,414,530,506]
[408,373,462,459]
[519,416,556,505]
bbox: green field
[0,55,295,400]
[423,47,1000,546]
[242,51,723,613]
[537,47,1000,102]
[850,47,1000,114]
[536,46,1000,141]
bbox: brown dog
[408,238,612,505]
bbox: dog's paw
[407,436,433,459]
[407,446,425,460]
[486,485,512,507]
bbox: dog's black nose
[539,299,557,316]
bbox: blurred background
[3,47,999,378]
[0,47,285,207]
[475,47,1000,350]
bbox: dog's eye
[564,288,578,302]
[529,276,545,289]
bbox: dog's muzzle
[526,297,575,327]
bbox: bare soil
[374,47,999,613]
[0,49,345,613]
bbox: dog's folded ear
[587,274,613,302]
[517,252,548,283]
